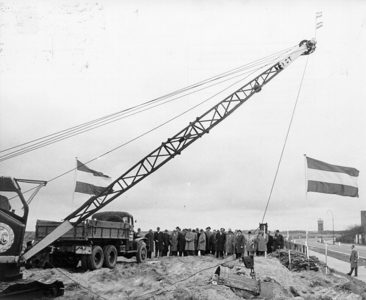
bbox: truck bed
[36,219,130,241]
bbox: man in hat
[145,229,154,259]
[162,229,170,256]
[235,230,245,259]
[226,228,235,257]
[216,228,226,258]
[205,227,212,255]
[178,228,186,256]
[246,231,257,256]
[185,228,195,256]
[154,227,164,258]
[273,230,284,251]
[198,229,206,256]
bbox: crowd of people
[139,226,285,259]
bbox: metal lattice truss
[66,40,316,225]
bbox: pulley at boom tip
[300,38,317,55]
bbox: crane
[8,39,318,265]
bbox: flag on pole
[75,160,112,195]
[315,12,323,29]
[306,156,359,197]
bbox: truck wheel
[81,254,91,271]
[103,245,117,269]
[136,243,147,263]
[89,246,104,270]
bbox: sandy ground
[21,254,366,300]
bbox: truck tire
[89,246,104,270]
[136,243,147,263]
[103,245,117,269]
[81,254,91,271]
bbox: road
[294,238,366,259]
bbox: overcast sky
[1,0,365,233]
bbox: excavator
[0,38,316,298]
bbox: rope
[0,46,296,162]
[49,263,108,300]
[8,50,287,200]
[261,54,311,223]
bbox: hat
[206,226,211,230]
[238,230,242,233]
[248,231,252,234]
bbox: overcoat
[350,249,359,268]
[234,234,246,254]
[145,232,154,253]
[225,232,235,254]
[198,232,206,251]
[205,231,212,251]
[267,234,274,253]
[163,232,170,253]
[246,235,257,252]
[170,232,179,252]
[211,233,217,251]
[178,232,186,252]
[273,234,284,250]
[257,234,268,252]
[154,231,164,251]
[216,231,226,251]
[185,231,195,251]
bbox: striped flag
[75,160,112,195]
[316,11,323,29]
[306,157,359,197]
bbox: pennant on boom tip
[316,12,323,29]
[75,160,112,195]
[306,157,359,197]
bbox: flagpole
[304,154,310,266]
[72,157,78,210]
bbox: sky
[0,0,365,233]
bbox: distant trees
[337,224,364,243]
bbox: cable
[0,46,296,162]
[49,263,108,300]
[261,54,311,223]
[8,53,283,201]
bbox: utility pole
[327,210,335,245]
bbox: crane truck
[0,38,316,298]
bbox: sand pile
[22,254,366,299]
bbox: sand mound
[22,254,366,299]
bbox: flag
[316,11,323,29]
[75,160,112,195]
[306,157,359,197]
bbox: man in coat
[256,230,268,256]
[347,245,358,277]
[225,229,235,256]
[273,230,284,251]
[185,228,195,256]
[145,229,154,259]
[211,229,217,256]
[246,231,257,256]
[267,231,274,254]
[178,228,186,256]
[198,229,206,255]
[205,227,212,255]
[234,230,245,259]
[216,228,226,258]
[170,229,179,256]
[154,227,164,258]
[162,229,170,256]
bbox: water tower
[318,219,324,242]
